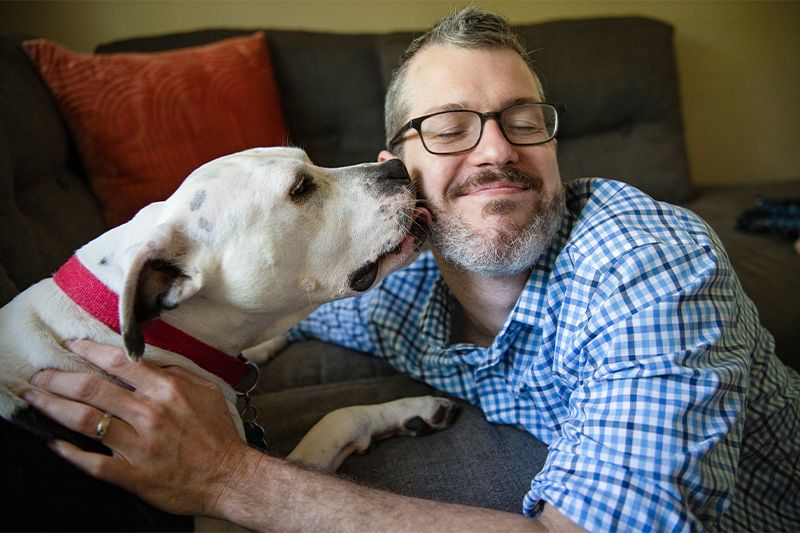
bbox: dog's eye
[290,173,317,200]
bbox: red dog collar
[53,255,255,392]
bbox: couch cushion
[97,17,692,203]
[253,340,549,513]
[24,33,288,227]
[0,36,106,305]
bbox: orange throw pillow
[24,33,288,226]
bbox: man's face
[389,45,564,276]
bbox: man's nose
[469,118,518,166]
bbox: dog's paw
[241,335,289,364]
[400,396,460,437]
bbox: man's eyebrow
[506,97,541,107]
[420,97,542,116]
[421,102,470,115]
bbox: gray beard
[429,184,565,277]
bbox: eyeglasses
[388,102,565,155]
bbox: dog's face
[191,146,429,302]
[118,147,430,356]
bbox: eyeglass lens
[419,104,557,154]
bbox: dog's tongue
[411,206,431,241]
[414,206,431,225]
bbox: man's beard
[427,168,565,277]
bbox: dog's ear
[118,228,204,361]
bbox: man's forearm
[24,341,578,531]
[214,446,565,532]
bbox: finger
[63,339,165,395]
[30,368,147,423]
[23,389,135,446]
[48,439,131,486]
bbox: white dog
[0,147,457,476]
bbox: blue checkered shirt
[289,178,800,531]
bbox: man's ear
[118,226,205,361]
[378,150,397,163]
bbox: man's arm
[213,445,579,532]
[527,239,751,530]
[26,340,582,532]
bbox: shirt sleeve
[286,293,380,355]
[526,240,751,531]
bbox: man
[24,8,800,531]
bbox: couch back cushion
[98,17,692,203]
[517,18,690,202]
[0,36,105,305]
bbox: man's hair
[384,7,544,155]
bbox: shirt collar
[507,207,577,326]
[414,197,578,361]
[419,273,456,350]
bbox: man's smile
[445,168,543,200]
[462,181,530,197]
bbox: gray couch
[1,16,798,529]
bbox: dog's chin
[348,207,431,293]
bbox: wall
[1,0,798,187]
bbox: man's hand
[24,339,585,531]
[23,339,250,517]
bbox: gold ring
[95,412,112,439]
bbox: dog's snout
[341,159,411,198]
[375,159,411,196]
[380,158,410,181]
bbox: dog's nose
[380,158,410,181]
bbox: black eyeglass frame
[388,102,566,155]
